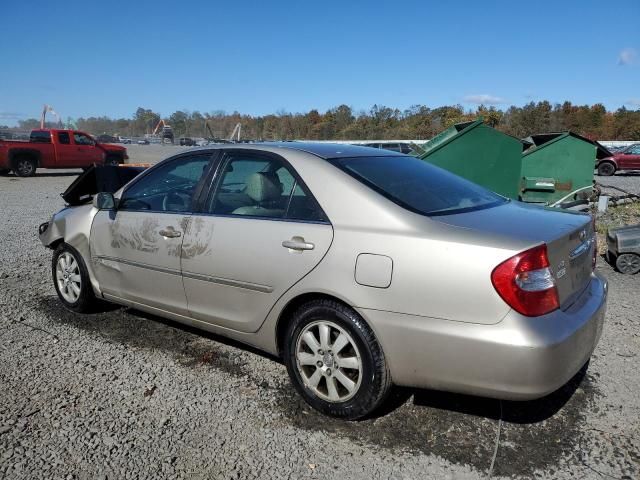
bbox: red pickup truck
[597,143,640,176]
[0,129,128,177]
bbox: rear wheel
[13,156,37,177]
[597,161,616,176]
[616,253,640,275]
[283,299,392,420]
[0,168,9,175]
[52,243,99,312]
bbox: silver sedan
[40,143,607,419]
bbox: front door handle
[159,227,182,238]
[282,236,314,251]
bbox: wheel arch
[597,159,617,170]
[9,148,41,168]
[274,292,365,357]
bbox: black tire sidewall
[616,253,640,274]
[14,157,36,177]
[284,300,390,419]
[52,243,95,312]
[597,162,615,176]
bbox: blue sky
[1,0,639,125]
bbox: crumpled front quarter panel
[39,204,100,292]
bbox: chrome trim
[569,239,592,260]
[182,271,273,293]
[190,211,331,226]
[93,255,181,276]
[93,255,273,293]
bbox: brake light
[491,244,559,317]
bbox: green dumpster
[520,132,611,205]
[418,119,524,199]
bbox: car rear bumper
[359,272,607,400]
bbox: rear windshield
[330,156,507,216]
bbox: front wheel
[284,299,392,420]
[52,243,99,312]
[597,161,616,176]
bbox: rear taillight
[491,244,559,317]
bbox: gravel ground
[0,168,639,480]
[597,172,640,196]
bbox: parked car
[118,137,132,144]
[179,137,197,146]
[96,134,118,144]
[606,224,640,274]
[137,139,150,145]
[596,143,640,176]
[362,142,415,154]
[0,129,128,177]
[39,143,607,419]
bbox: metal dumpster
[418,119,525,199]
[520,132,612,205]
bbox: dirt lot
[0,161,639,479]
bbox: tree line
[4,102,640,141]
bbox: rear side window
[30,131,51,143]
[57,132,70,144]
[207,154,327,222]
[330,156,506,216]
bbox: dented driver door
[90,153,214,315]
[91,210,190,314]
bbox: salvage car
[596,143,640,176]
[607,224,640,274]
[39,143,608,419]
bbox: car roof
[191,142,405,160]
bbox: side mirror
[93,192,116,210]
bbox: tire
[597,161,616,177]
[615,253,640,275]
[0,168,9,175]
[52,243,99,313]
[105,155,121,166]
[13,156,37,177]
[283,299,392,420]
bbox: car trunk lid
[433,201,593,309]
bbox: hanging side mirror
[93,192,116,210]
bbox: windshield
[330,156,507,216]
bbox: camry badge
[556,261,566,279]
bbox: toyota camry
[40,143,607,419]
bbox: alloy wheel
[56,252,82,303]
[616,253,640,274]
[16,159,34,176]
[295,320,363,402]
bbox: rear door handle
[159,227,182,238]
[282,237,314,251]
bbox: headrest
[245,172,282,202]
